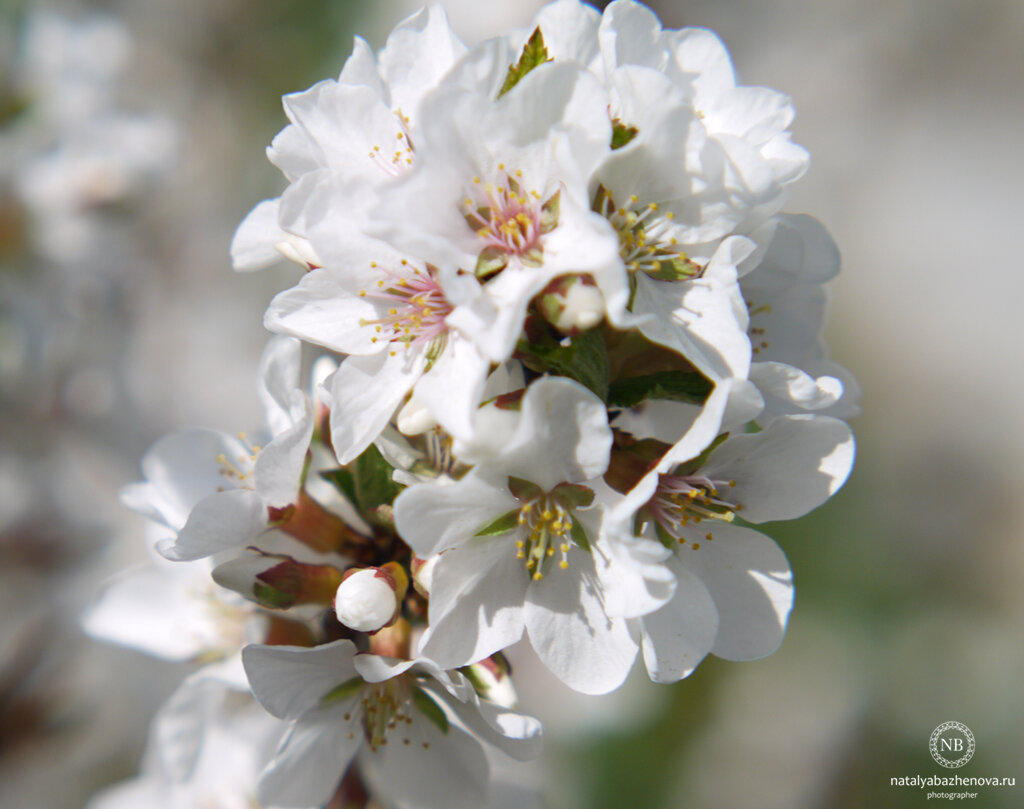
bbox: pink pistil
[647,472,738,536]
[463,174,543,257]
[361,265,452,348]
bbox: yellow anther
[541,510,553,521]
[666,211,675,219]
[559,560,569,570]
[692,542,700,550]
[533,571,543,581]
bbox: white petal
[532,0,602,64]
[254,394,313,508]
[151,669,229,782]
[703,415,855,523]
[639,556,717,683]
[140,429,253,525]
[378,5,467,122]
[445,695,544,763]
[501,377,612,490]
[419,539,527,669]
[256,335,302,435]
[395,472,517,558]
[157,489,266,561]
[328,350,424,464]
[681,523,793,661]
[242,639,359,720]
[81,561,216,661]
[259,709,363,808]
[525,553,638,695]
[231,198,283,271]
[359,710,488,809]
[413,335,490,441]
[264,269,380,355]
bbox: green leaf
[499,28,551,98]
[570,518,591,552]
[321,468,357,506]
[516,327,610,400]
[552,482,595,508]
[610,118,639,150]
[475,245,508,279]
[329,444,403,528]
[606,371,713,409]
[321,677,364,706]
[411,687,449,734]
[475,508,521,537]
[641,255,701,282]
[508,477,544,502]
[253,581,296,609]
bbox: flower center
[359,262,452,353]
[515,494,575,580]
[461,166,559,277]
[744,296,772,356]
[359,679,414,751]
[367,111,415,177]
[593,185,702,283]
[215,432,260,491]
[647,472,739,548]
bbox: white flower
[121,337,313,562]
[395,377,665,695]
[85,697,290,809]
[82,528,255,664]
[262,177,491,462]
[370,43,623,362]
[242,639,542,809]
[608,397,855,682]
[231,5,467,272]
[742,214,861,421]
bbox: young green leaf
[499,28,551,98]
[516,327,610,400]
[610,118,639,150]
[570,518,592,552]
[508,476,544,502]
[606,371,712,408]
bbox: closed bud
[334,566,406,633]
[537,275,604,335]
[397,396,437,436]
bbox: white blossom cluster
[87,2,857,807]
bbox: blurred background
[0,1,1021,807]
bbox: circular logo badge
[929,722,975,768]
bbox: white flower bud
[274,235,321,269]
[411,554,440,596]
[334,569,397,632]
[553,281,605,333]
[396,396,437,436]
